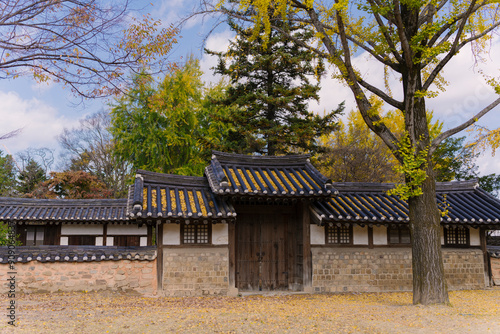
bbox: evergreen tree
[0,150,16,196]
[206,18,342,156]
[17,159,47,195]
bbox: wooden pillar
[479,227,491,286]
[156,221,164,291]
[302,201,312,292]
[103,223,107,246]
[147,224,153,246]
[368,226,374,249]
[228,222,237,295]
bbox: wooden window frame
[181,223,212,245]
[387,225,411,245]
[325,224,353,245]
[19,224,61,246]
[112,235,141,247]
[67,235,97,246]
[444,226,470,247]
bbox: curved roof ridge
[331,180,479,193]
[0,197,127,206]
[211,150,310,166]
[137,169,209,187]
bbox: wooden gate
[235,206,302,291]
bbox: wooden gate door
[236,212,289,291]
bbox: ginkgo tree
[206,0,500,304]
[0,0,178,98]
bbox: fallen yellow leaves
[1,289,499,333]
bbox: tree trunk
[408,166,449,305]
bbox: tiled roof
[488,246,500,258]
[0,246,156,264]
[128,170,236,222]
[311,180,500,227]
[0,198,129,223]
[205,151,336,198]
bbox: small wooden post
[302,201,312,292]
[228,222,237,295]
[479,227,491,286]
[156,220,164,291]
[368,226,374,249]
[103,223,107,246]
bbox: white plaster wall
[373,226,387,245]
[60,236,68,246]
[441,226,445,245]
[310,225,325,245]
[107,224,148,235]
[95,237,103,246]
[106,237,114,246]
[212,223,228,245]
[61,224,103,235]
[163,224,180,245]
[353,225,369,245]
[470,228,480,246]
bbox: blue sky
[0,0,499,176]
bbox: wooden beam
[156,221,164,291]
[103,223,107,246]
[368,226,374,249]
[228,221,236,291]
[302,201,312,291]
[479,227,491,286]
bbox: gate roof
[205,151,336,199]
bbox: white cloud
[311,37,500,176]
[0,91,79,158]
[200,29,235,85]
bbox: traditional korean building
[129,151,500,295]
[1,151,500,295]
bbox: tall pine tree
[17,159,47,195]
[206,17,342,156]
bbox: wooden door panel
[236,212,290,291]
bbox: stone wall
[312,247,485,293]
[491,257,500,285]
[0,259,157,295]
[163,247,229,296]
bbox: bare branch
[430,97,500,156]
[0,0,178,99]
[357,78,404,110]
[0,128,23,141]
[367,0,404,64]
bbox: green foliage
[111,57,236,176]
[111,57,205,176]
[0,150,16,197]
[197,80,247,159]
[433,136,477,182]
[476,174,500,197]
[388,135,429,201]
[206,17,342,155]
[0,221,21,246]
[17,159,47,195]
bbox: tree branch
[430,97,500,156]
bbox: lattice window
[388,225,411,244]
[444,226,469,247]
[326,225,352,244]
[182,223,210,244]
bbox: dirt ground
[1,289,499,333]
